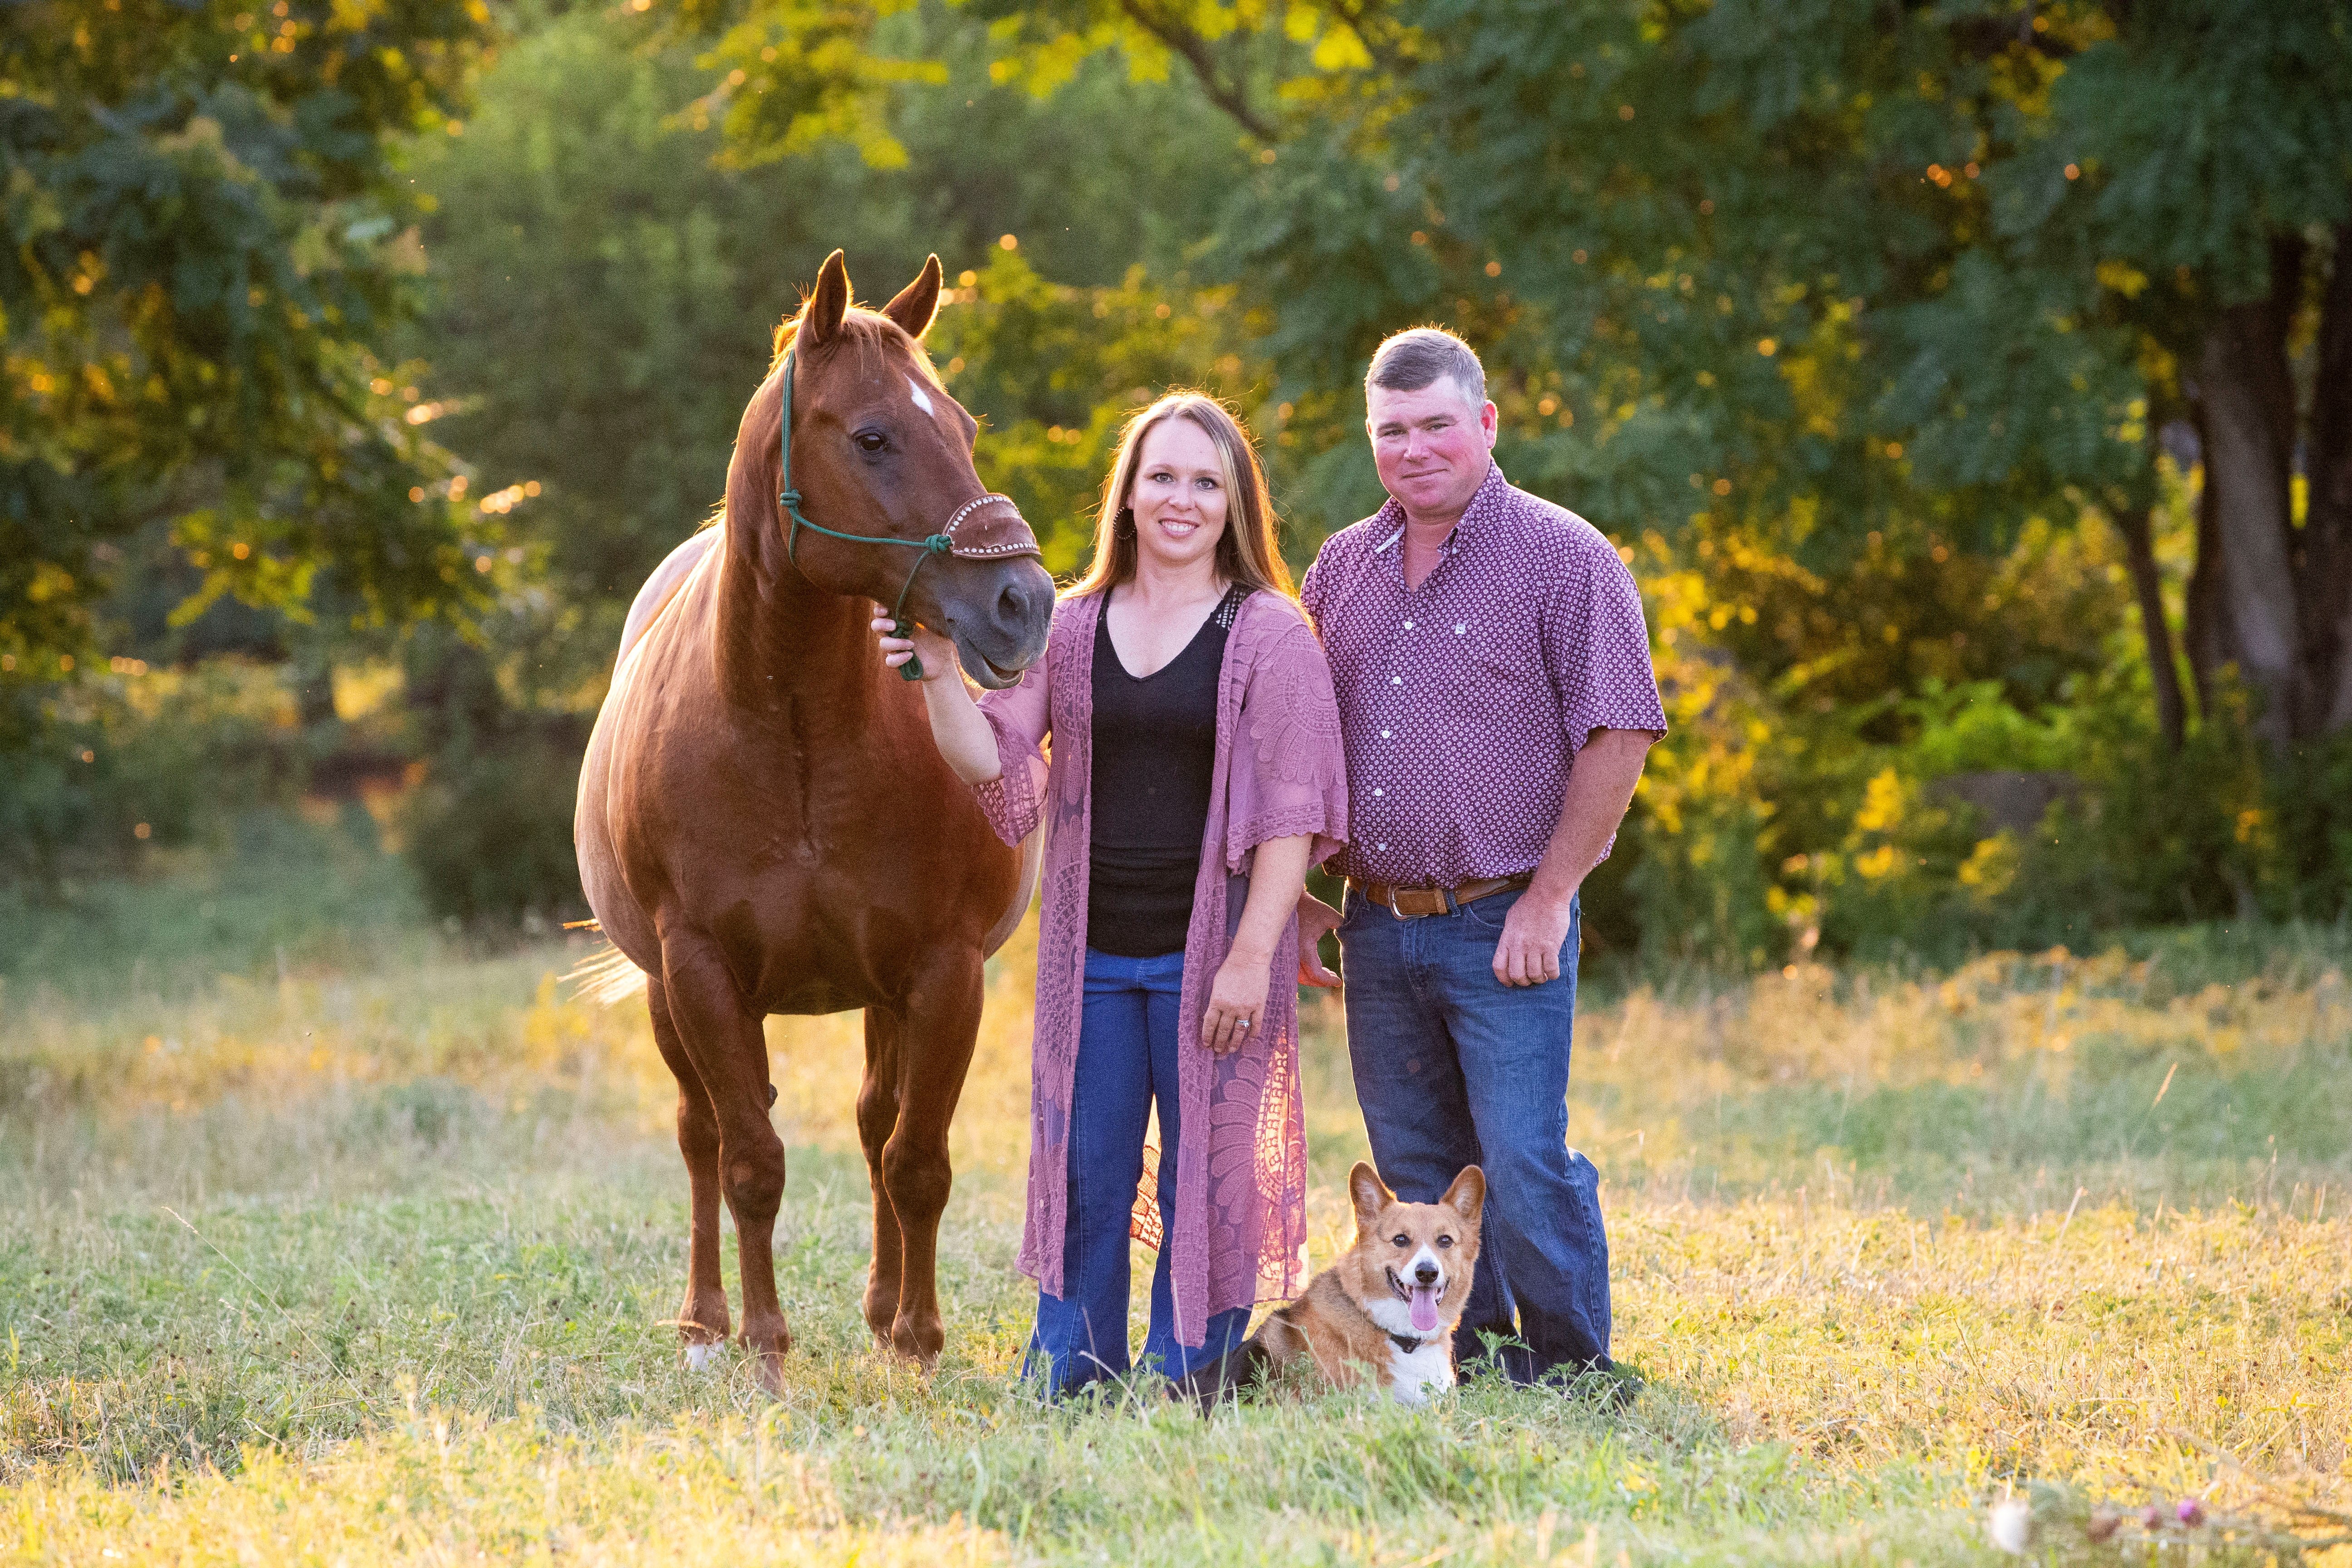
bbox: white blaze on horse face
[906,376,936,416]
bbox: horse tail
[566,940,650,1007]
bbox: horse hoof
[683,1341,721,1373]
[888,1321,943,1371]
[862,1298,900,1347]
[750,1350,788,1395]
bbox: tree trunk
[2306,224,2352,734]
[2191,234,2305,748]
[2115,503,2187,750]
[2183,401,2222,719]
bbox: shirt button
[1403,620,1413,629]
[1379,729,1391,739]
[1376,842,1387,852]
[1454,623,1467,635]
[1391,676,1402,685]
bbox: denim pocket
[1460,887,1522,932]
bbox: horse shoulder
[619,528,723,669]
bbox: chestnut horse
[574,251,1054,1384]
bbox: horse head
[749,250,1054,689]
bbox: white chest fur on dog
[1383,1336,1455,1406]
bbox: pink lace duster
[970,588,1348,1348]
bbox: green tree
[1,0,499,879]
[1,0,499,671]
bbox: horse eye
[855,431,889,454]
[1391,1234,1410,1248]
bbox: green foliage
[0,0,500,666]
[0,661,307,885]
[391,625,587,926]
[0,0,504,887]
[401,733,586,926]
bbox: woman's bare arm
[872,616,1003,785]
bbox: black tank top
[1086,585,1250,957]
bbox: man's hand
[1490,727,1654,987]
[1492,890,1574,986]
[1296,893,1342,988]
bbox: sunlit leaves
[0,0,497,676]
[690,0,944,169]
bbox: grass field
[3,830,2349,1564]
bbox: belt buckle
[1393,887,1447,919]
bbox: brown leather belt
[1349,873,1531,920]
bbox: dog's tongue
[1409,1284,1440,1333]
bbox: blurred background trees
[5,0,2349,969]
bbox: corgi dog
[1183,1161,1484,1408]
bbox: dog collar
[1387,1331,1436,1355]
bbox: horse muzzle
[946,553,1053,689]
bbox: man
[1298,327,1665,1386]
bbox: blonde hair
[1069,392,1294,600]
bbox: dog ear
[1441,1165,1486,1232]
[1348,1161,1393,1231]
[800,249,851,346]
[881,254,943,341]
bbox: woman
[874,393,1346,1395]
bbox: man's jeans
[1338,884,1612,1380]
[1020,947,1252,1397]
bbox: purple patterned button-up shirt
[1299,462,1666,888]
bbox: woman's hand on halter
[869,613,961,684]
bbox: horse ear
[882,255,943,341]
[802,249,851,346]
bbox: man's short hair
[1366,327,1486,408]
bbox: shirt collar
[1371,460,1508,554]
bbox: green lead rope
[775,343,951,681]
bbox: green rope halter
[776,343,953,681]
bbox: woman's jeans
[1337,884,1613,1381]
[1021,947,1252,1396]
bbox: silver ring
[1236,1017,1250,1031]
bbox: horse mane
[770,304,946,391]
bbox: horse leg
[881,950,985,1368]
[858,1005,908,1348]
[657,929,792,1388]
[647,974,731,1365]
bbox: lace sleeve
[972,656,1052,846]
[1227,612,1348,870]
